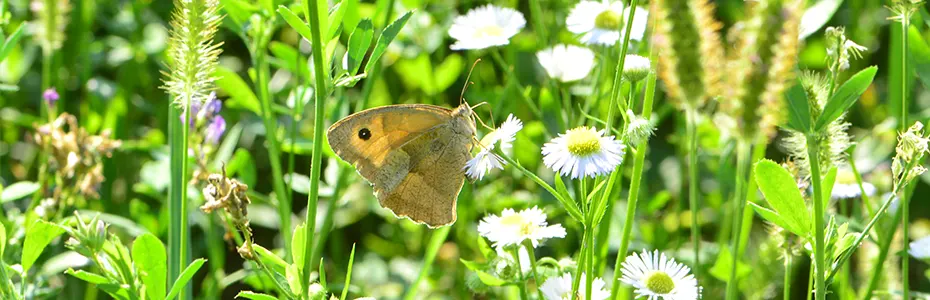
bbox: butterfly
[326,103,478,227]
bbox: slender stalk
[572,229,591,297]
[512,247,529,300]
[302,0,328,296]
[861,198,904,300]
[686,108,701,275]
[523,242,544,300]
[726,140,752,299]
[167,102,186,299]
[784,253,793,300]
[899,16,910,300]
[806,135,826,300]
[254,48,292,258]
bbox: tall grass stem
[302,0,328,296]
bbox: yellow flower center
[475,25,504,38]
[566,128,602,157]
[500,214,525,226]
[645,271,675,294]
[594,9,622,30]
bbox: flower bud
[623,55,651,82]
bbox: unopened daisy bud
[43,88,59,107]
[623,55,651,82]
[625,109,654,144]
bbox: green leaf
[784,82,812,133]
[340,244,356,300]
[269,41,308,77]
[278,6,314,42]
[434,54,464,92]
[252,244,288,274]
[327,2,347,40]
[346,19,373,75]
[235,291,278,300]
[709,247,751,282]
[365,11,413,75]
[0,23,24,63]
[798,0,844,39]
[749,203,798,236]
[22,220,67,272]
[1,181,40,203]
[459,259,486,271]
[215,66,261,115]
[908,25,930,90]
[65,269,112,285]
[291,223,306,272]
[475,270,508,286]
[813,66,877,132]
[341,0,360,35]
[754,160,811,237]
[0,222,5,257]
[133,233,167,300]
[822,167,837,204]
[165,258,206,300]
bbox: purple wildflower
[205,115,226,144]
[43,88,59,107]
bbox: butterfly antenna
[460,59,482,107]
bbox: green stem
[302,0,328,296]
[254,49,292,259]
[523,242,544,300]
[899,17,910,300]
[784,253,793,300]
[829,156,920,285]
[572,229,591,297]
[861,195,904,300]
[512,247,529,300]
[726,140,752,299]
[686,108,701,275]
[806,134,826,300]
[489,49,544,120]
[167,103,184,299]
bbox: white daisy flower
[619,250,701,300]
[540,272,610,300]
[448,5,526,50]
[464,114,523,180]
[542,126,625,179]
[910,235,930,260]
[566,0,648,46]
[465,149,505,180]
[536,45,596,83]
[477,206,566,247]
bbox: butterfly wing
[377,124,472,227]
[327,104,453,183]
[327,104,470,227]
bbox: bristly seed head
[161,0,224,108]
